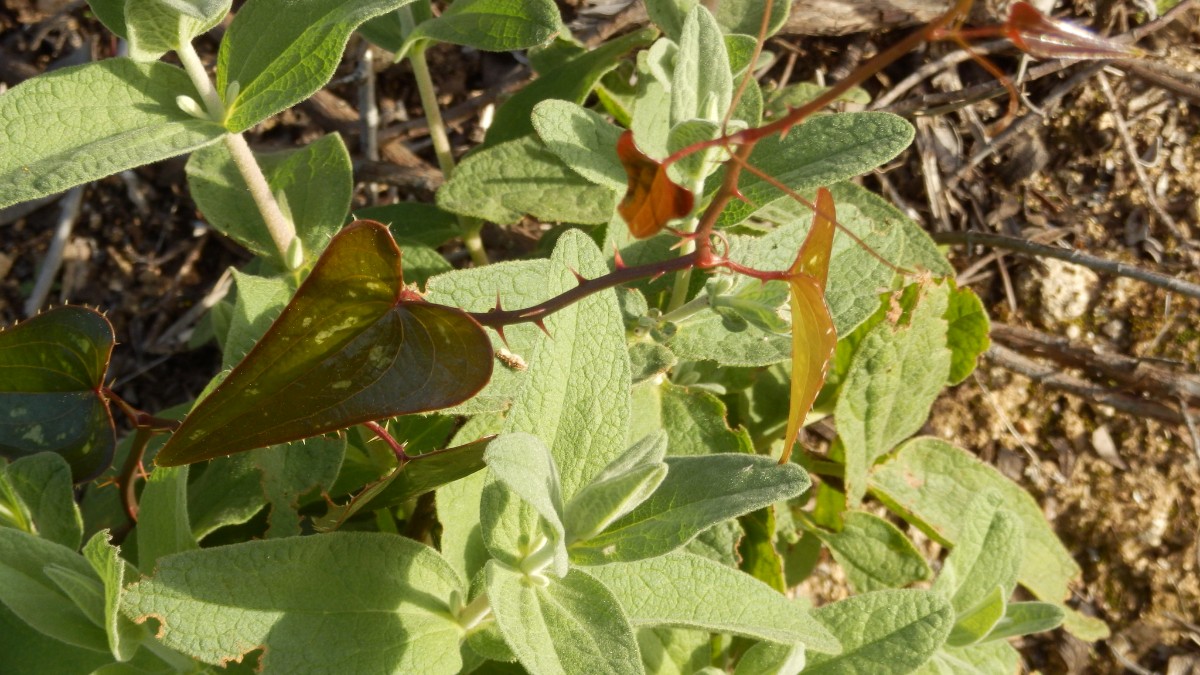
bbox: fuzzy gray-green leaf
[0,59,224,209]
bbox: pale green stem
[225,133,301,269]
[666,215,701,312]
[408,44,489,266]
[660,292,710,323]
[176,41,225,120]
[177,40,298,270]
[456,592,493,632]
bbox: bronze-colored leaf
[156,221,494,466]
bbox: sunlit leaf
[0,307,116,481]
[156,221,494,466]
[780,188,837,463]
[617,130,694,238]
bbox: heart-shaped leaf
[0,307,116,481]
[156,221,494,466]
[780,187,837,463]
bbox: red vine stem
[663,0,976,167]
[462,0,995,331]
[363,420,410,463]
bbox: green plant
[0,0,1133,672]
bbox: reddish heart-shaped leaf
[781,188,838,464]
[0,306,116,481]
[1006,2,1141,61]
[616,130,694,238]
[156,221,494,466]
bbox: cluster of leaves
[0,0,1112,673]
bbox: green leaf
[947,585,1006,647]
[394,243,453,287]
[405,0,560,56]
[931,493,1022,617]
[357,9,409,52]
[766,82,871,118]
[825,182,952,276]
[659,383,753,455]
[155,222,493,465]
[436,415,506,583]
[735,641,806,675]
[42,563,105,629]
[123,532,466,672]
[352,202,462,249]
[221,269,291,368]
[738,505,786,593]
[638,627,712,675]
[316,436,489,531]
[838,282,952,506]
[136,466,196,572]
[532,100,627,192]
[983,601,1064,642]
[714,0,792,36]
[944,285,990,385]
[0,527,108,652]
[869,437,1108,640]
[0,59,224,209]
[630,342,677,385]
[0,603,110,674]
[629,52,673,160]
[486,27,657,145]
[564,434,669,543]
[590,551,840,653]
[438,135,616,225]
[487,563,645,675]
[0,307,116,481]
[0,452,83,549]
[187,133,353,266]
[643,0,692,41]
[187,454,266,540]
[424,260,555,415]
[744,181,951,334]
[814,511,932,593]
[217,0,416,132]
[665,119,725,188]
[724,34,759,76]
[82,530,147,662]
[672,7,732,125]
[481,433,568,577]
[570,454,810,565]
[87,0,129,38]
[806,589,954,674]
[504,230,632,498]
[253,436,345,538]
[666,312,791,367]
[911,640,1020,675]
[125,0,230,61]
[713,113,915,227]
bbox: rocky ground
[1,1,1198,672]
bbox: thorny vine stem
[363,420,410,463]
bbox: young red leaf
[156,221,494,466]
[616,130,694,238]
[1006,2,1141,61]
[780,188,838,465]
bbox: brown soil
[2,1,1198,672]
